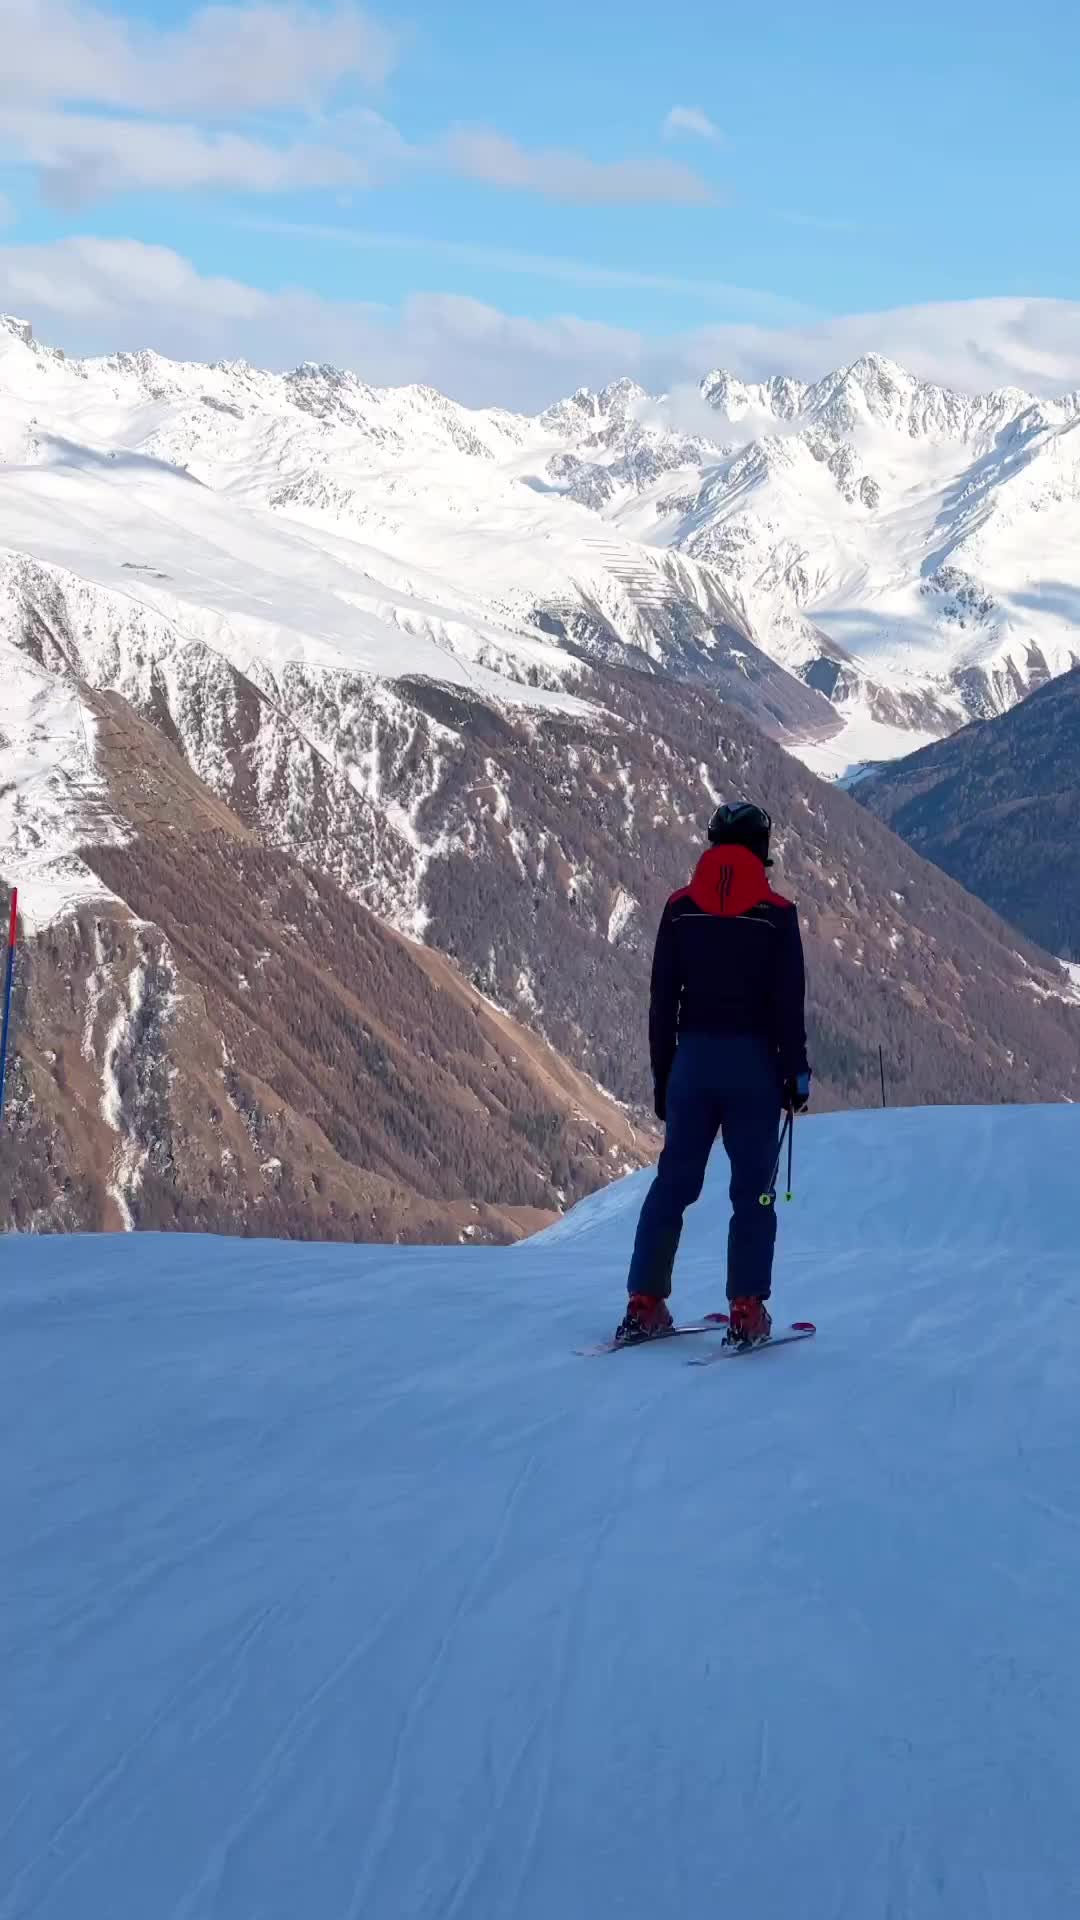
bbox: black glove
[783,1069,812,1115]
[654,1080,668,1123]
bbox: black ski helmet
[706,800,772,864]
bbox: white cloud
[5,103,715,208]
[0,0,404,202]
[0,236,638,406]
[2,109,368,202]
[0,237,267,330]
[5,237,1080,413]
[0,0,399,111]
[240,217,809,318]
[662,106,723,144]
[0,0,714,211]
[440,126,714,206]
[688,299,1080,398]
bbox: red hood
[686,844,792,917]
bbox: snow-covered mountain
[551,354,1080,775]
[0,312,833,930]
[6,314,1079,811]
[3,315,1079,913]
[4,314,1080,1236]
[7,1103,1080,1916]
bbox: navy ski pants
[627,1032,783,1302]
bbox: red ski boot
[726,1296,772,1348]
[614,1293,675,1346]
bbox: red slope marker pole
[0,888,17,1129]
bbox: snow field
[4,319,1080,815]
[4,1104,1080,1918]
[0,641,126,929]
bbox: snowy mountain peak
[698,353,1050,448]
[82,345,198,406]
[699,368,809,424]
[848,349,907,378]
[0,314,34,348]
[596,377,649,418]
[837,351,912,391]
[804,355,1055,447]
[284,360,377,425]
[536,379,652,439]
[803,354,922,434]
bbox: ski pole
[0,887,17,1130]
[759,1108,793,1208]
[785,1099,795,1203]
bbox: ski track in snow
[5,1106,1080,1918]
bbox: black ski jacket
[649,842,810,1106]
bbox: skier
[615,801,811,1348]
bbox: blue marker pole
[0,887,17,1128]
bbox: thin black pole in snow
[785,1101,795,1203]
[0,887,17,1130]
[879,1043,887,1110]
[760,1109,793,1208]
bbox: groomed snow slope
[5,1104,1080,1919]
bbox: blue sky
[2,0,1080,404]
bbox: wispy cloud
[6,235,1080,412]
[0,0,716,210]
[5,108,716,209]
[241,218,802,316]
[662,106,723,144]
[3,108,369,203]
[0,0,400,111]
[0,234,639,403]
[777,209,857,234]
[0,0,401,200]
[439,126,714,206]
[0,237,269,329]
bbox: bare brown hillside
[0,695,650,1238]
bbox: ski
[687,1321,817,1367]
[576,1312,730,1358]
